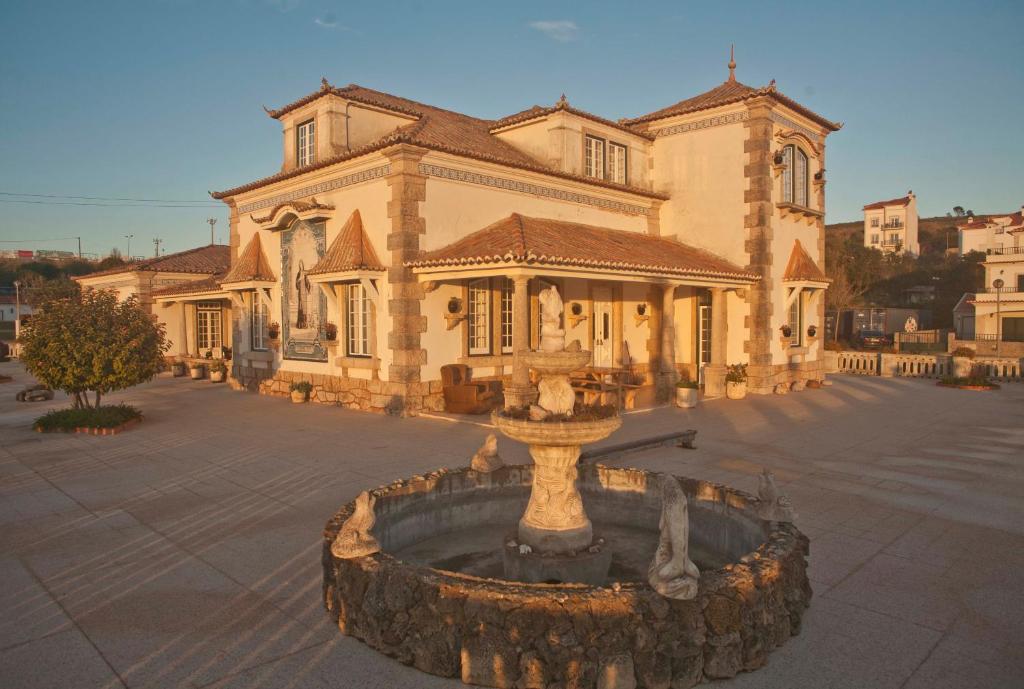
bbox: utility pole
[124,234,134,260]
[153,237,163,258]
[77,236,82,259]
[207,218,217,245]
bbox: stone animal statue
[470,433,503,472]
[331,491,380,558]
[648,474,700,599]
[538,286,566,352]
[756,468,796,522]
[537,376,575,416]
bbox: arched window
[782,144,810,207]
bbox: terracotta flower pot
[290,390,308,404]
[171,363,186,377]
[726,381,747,400]
[210,370,226,383]
[675,387,699,408]
[189,366,205,380]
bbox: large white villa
[149,56,840,415]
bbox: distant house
[952,293,975,340]
[863,192,919,256]
[74,245,232,359]
[0,295,33,322]
[957,206,1024,255]
[967,225,1024,345]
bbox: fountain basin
[322,464,811,689]
[518,349,592,375]
[491,412,622,446]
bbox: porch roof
[308,209,384,275]
[152,274,230,302]
[783,239,829,284]
[406,214,759,285]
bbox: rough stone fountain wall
[321,466,811,689]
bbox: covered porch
[407,214,759,411]
[152,276,234,363]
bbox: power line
[0,237,79,243]
[0,199,220,208]
[0,191,218,203]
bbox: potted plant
[780,324,792,338]
[290,380,313,404]
[675,377,699,408]
[950,346,975,378]
[204,349,213,360]
[188,361,205,380]
[209,359,227,383]
[268,322,281,340]
[170,358,187,377]
[222,346,232,361]
[725,364,748,400]
[324,322,338,342]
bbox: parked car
[856,329,890,349]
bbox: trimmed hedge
[34,404,141,432]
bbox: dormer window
[781,144,809,207]
[584,135,628,184]
[297,119,316,167]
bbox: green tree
[19,290,168,409]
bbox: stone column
[704,288,729,398]
[384,145,428,415]
[656,283,679,402]
[183,302,195,357]
[178,302,188,357]
[504,275,538,408]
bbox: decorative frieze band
[769,113,823,144]
[237,164,391,214]
[418,163,651,216]
[652,111,749,138]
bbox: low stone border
[36,418,142,436]
[322,466,811,689]
[936,382,1001,391]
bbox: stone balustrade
[825,350,1023,383]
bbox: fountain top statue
[538,285,566,353]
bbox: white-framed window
[782,144,809,206]
[346,283,370,357]
[468,278,491,355]
[788,293,803,347]
[297,119,316,167]
[608,142,627,184]
[251,296,268,351]
[871,233,880,244]
[584,135,605,179]
[871,217,880,227]
[197,301,222,351]
[499,277,513,354]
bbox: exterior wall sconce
[772,150,787,178]
[634,302,650,328]
[445,296,466,330]
[567,301,588,329]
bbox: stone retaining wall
[233,363,444,414]
[322,466,811,689]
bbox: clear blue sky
[1,0,1021,257]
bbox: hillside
[826,216,961,255]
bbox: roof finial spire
[728,44,736,82]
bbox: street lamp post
[13,280,20,346]
[993,278,1004,357]
[125,234,134,260]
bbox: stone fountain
[491,285,621,584]
[320,285,812,688]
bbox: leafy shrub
[951,347,976,358]
[34,404,141,432]
[209,359,227,373]
[290,380,313,394]
[676,379,699,389]
[726,364,747,384]
[19,290,168,409]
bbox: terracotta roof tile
[151,274,228,298]
[308,209,384,274]
[492,98,655,141]
[783,240,828,282]
[623,79,842,132]
[221,233,277,284]
[211,83,667,201]
[77,245,230,280]
[863,196,911,210]
[407,213,758,282]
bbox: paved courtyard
[1,361,1022,689]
